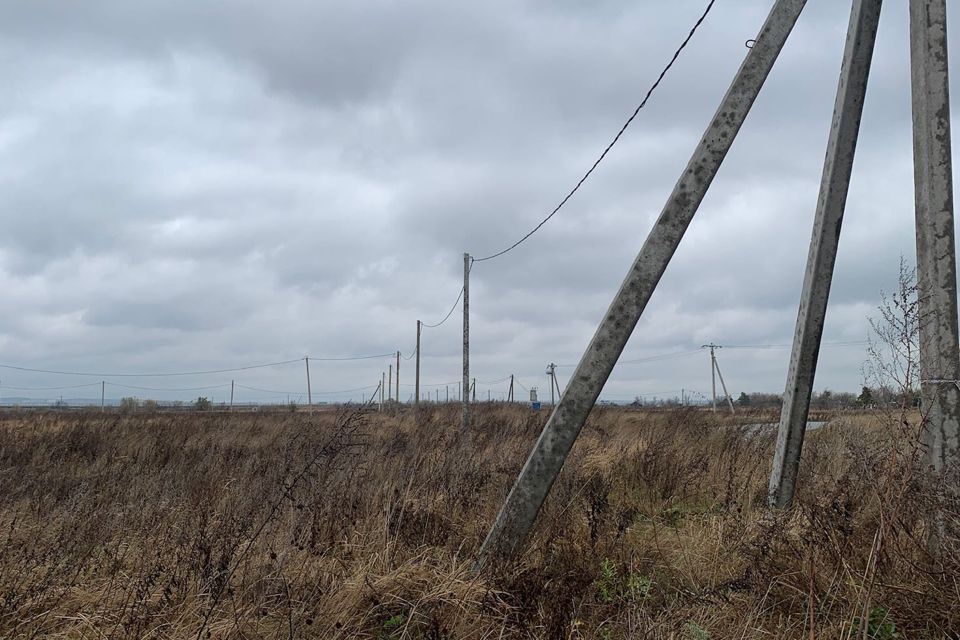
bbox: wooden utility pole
[463,253,471,433]
[305,357,312,411]
[477,0,807,565]
[415,321,421,407]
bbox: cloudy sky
[0,0,956,405]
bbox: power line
[471,0,717,263]
[421,261,473,329]
[724,340,868,350]
[0,352,396,378]
[0,382,102,391]
[109,382,232,392]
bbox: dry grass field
[0,405,956,639]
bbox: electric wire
[471,0,717,263]
[0,352,396,378]
[0,382,102,391]
[109,382,232,392]
[421,260,473,329]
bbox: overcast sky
[0,0,957,405]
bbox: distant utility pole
[230,380,234,412]
[702,344,735,414]
[305,357,312,411]
[388,364,393,403]
[101,381,105,412]
[446,385,449,403]
[508,375,514,402]
[704,344,718,412]
[471,378,476,402]
[488,389,491,402]
[415,321,421,408]
[380,372,385,412]
[396,350,400,405]
[463,252,471,434]
[546,363,557,406]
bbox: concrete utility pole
[546,363,557,406]
[769,0,882,508]
[415,321,421,408]
[380,372,385,412]
[230,380,235,412]
[463,253,471,433]
[508,375,515,402]
[910,0,960,490]
[703,344,720,412]
[101,381,105,412]
[471,378,476,402]
[396,351,400,405]
[388,364,392,403]
[305,357,312,411]
[446,385,449,403]
[715,356,735,414]
[477,0,807,565]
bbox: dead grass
[0,405,956,639]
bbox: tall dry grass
[0,405,956,638]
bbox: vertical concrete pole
[769,0,882,508]
[305,357,312,411]
[396,351,400,406]
[710,347,717,412]
[415,321,421,408]
[230,380,234,412]
[910,0,960,481]
[388,364,392,403]
[463,253,471,433]
[477,0,808,565]
[101,381,105,412]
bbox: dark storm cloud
[0,1,954,403]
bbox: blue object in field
[531,401,542,411]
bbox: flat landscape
[0,405,955,639]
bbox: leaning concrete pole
[910,0,960,482]
[768,0,882,508]
[477,0,808,565]
[462,253,471,434]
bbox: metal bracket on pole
[476,0,808,566]
[769,0,882,508]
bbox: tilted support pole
[477,0,808,565]
[769,0,882,507]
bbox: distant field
[0,406,955,638]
